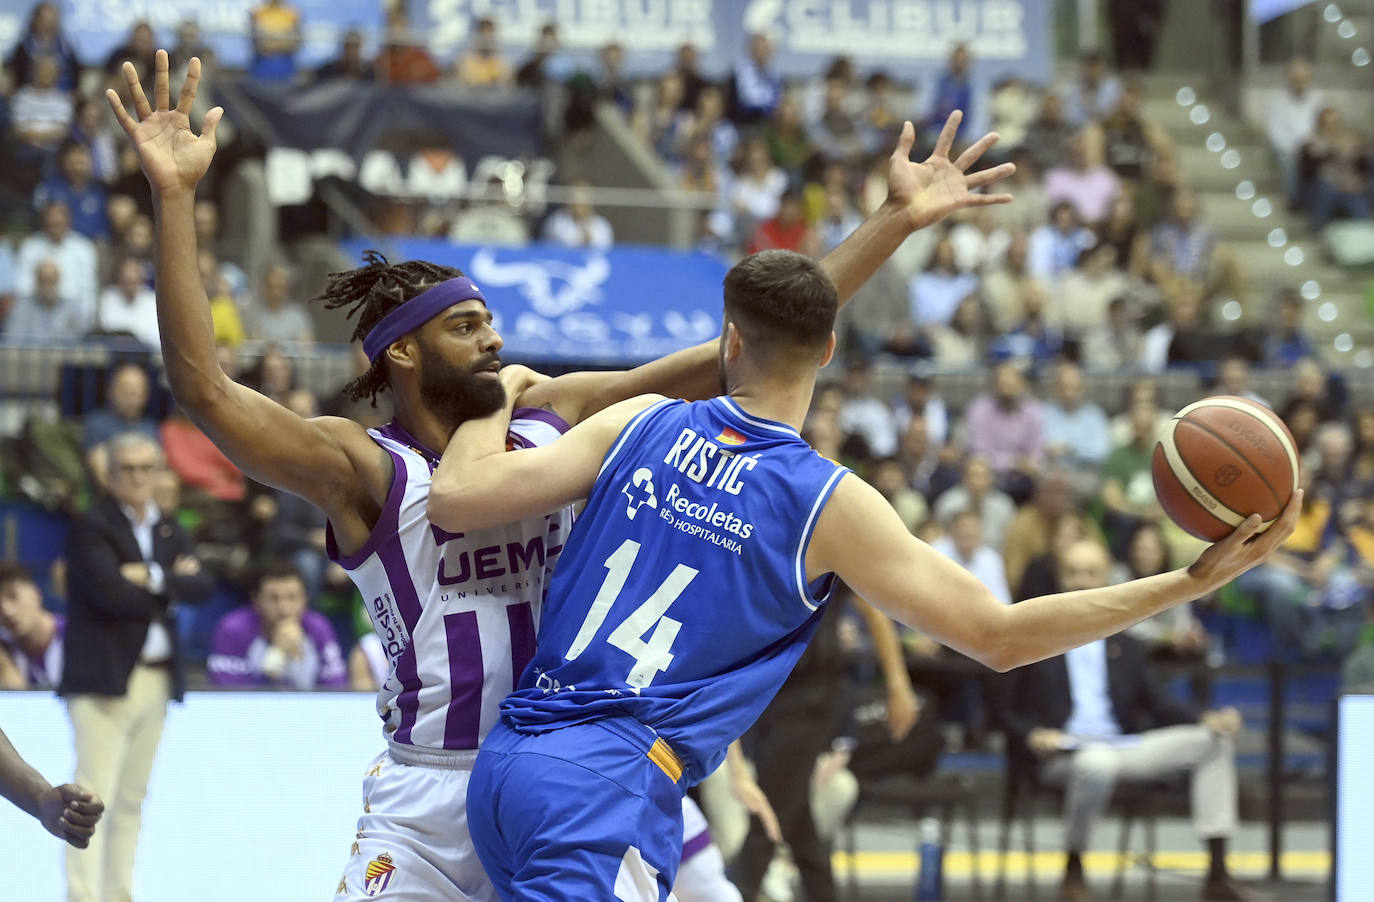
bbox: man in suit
[997,539,1255,902]
[59,431,212,902]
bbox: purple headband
[361,277,487,363]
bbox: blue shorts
[468,716,687,901]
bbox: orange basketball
[1151,396,1299,542]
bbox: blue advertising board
[339,238,728,365]
[1,0,1051,83]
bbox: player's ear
[385,337,419,373]
[817,331,837,368]
[723,321,744,363]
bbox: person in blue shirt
[429,130,1304,902]
[34,142,108,241]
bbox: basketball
[1151,396,1300,542]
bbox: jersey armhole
[597,398,677,478]
[326,443,406,570]
[793,466,849,612]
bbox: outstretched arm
[107,52,385,529]
[518,112,1014,427]
[808,475,1303,673]
[0,728,104,848]
[428,394,664,533]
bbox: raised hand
[886,111,1015,232]
[106,50,222,196]
[1187,489,1305,593]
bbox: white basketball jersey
[328,409,573,750]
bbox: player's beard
[417,346,506,429]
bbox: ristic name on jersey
[662,427,759,495]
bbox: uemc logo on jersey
[431,520,565,588]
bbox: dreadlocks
[312,250,464,404]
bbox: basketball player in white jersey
[108,52,1014,900]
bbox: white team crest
[468,247,610,316]
[622,468,658,520]
[363,852,396,896]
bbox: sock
[1207,837,1228,881]
[1065,850,1084,879]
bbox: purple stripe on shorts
[511,407,571,435]
[443,611,483,749]
[681,828,713,862]
[507,601,536,691]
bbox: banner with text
[340,238,726,365]
[2,0,1051,83]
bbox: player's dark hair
[311,250,463,404]
[0,563,34,592]
[254,560,307,594]
[722,250,837,366]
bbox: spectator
[928,293,993,367]
[244,264,314,343]
[673,85,739,168]
[909,235,979,327]
[1001,470,1089,593]
[199,249,245,347]
[455,17,511,89]
[1042,360,1111,471]
[896,414,953,499]
[837,360,900,459]
[1109,0,1166,70]
[730,139,788,238]
[1352,406,1374,485]
[1052,241,1131,335]
[1094,83,1169,182]
[1148,191,1228,296]
[861,71,903,153]
[747,190,818,256]
[817,187,863,256]
[811,78,867,165]
[1134,153,1183,229]
[1028,201,1095,279]
[5,259,91,340]
[248,345,297,404]
[96,257,160,347]
[1281,356,1344,425]
[1215,356,1269,406]
[988,152,1048,233]
[1301,107,1372,231]
[248,0,302,82]
[1116,522,1211,660]
[983,231,1044,331]
[948,208,1012,273]
[1266,59,1324,205]
[0,564,63,689]
[1044,134,1121,226]
[103,21,157,78]
[1061,51,1122,127]
[1263,288,1315,367]
[1081,295,1145,371]
[990,282,1065,368]
[6,1,79,90]
[987,78,1037,157]
[639,72,686,158]
[596,42,633,113]
[35,141,108,240]
[10,56,75,159]
[375,6,441,85]
[16,201,98,323]
[932,457,1017,550]
[160,406,246,503]
[673,42,709,112]
[315,28,373,81]
[1107,379,1171,459]
[925,43,976,143]
[207,563,347,689]
[60,431,212,902]
[249,392,330,594]
[1099,399,1166,549]
[542,181,614,250]
[83,363,160,451]
[1022,93,1076,175]
[931,509,1012,604]
[70,96,121,185]
[964,361,1046,498]
[514,23,566,88]
[870,457,929,534]
[729,33,782,125]
[1095,192,1148,276]
[1014,511,1091,601]
[997,539,1254,902]
[169,19,215,76]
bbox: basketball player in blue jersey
[433,261,1305,900]
[108,53,1016,901]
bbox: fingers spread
[177,56,201,116]
[953,131,1000,171]
[931,110,963,160]
[154,49,170,112]
[892,120,916,161]
[965,162,1016,188]
[966,193,1016,207]
[124,61,152,119]
[202,106,225,143]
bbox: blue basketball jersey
[500,396,849,784]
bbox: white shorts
[334,746,498,902]
[672,796,742,902]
